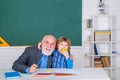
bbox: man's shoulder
[24,46,42,56]
[26,46,37,49]
[25,46,40,51]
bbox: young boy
[52,36,73,68]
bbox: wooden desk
[0,68,110,80]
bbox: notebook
[4,71,21,79]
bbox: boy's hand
[61,48,67,53]
[61,48,69,59]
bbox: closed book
[94,64,103,68]
[94,60,102,64]
[101,56,110,67]
[94,31,111,41]
[94,43,98,55]
[101,57,106,67]
[104,56,110,67]
[4,71,20,79]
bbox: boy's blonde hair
[56,36,71,52]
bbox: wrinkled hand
[29,64,38,73]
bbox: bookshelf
[82,0,120,80]
[85,14,113,78]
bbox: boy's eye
[60,43,63,46]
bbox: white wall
[82,0,120,64]
[0,46,25,69]
[82,0,120,46]
[0,0,119,79]
[0,46,89,69]
[82,0,120,80]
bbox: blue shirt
[52,49,73,68]
[39,53,48,68]
[25,52,48,73]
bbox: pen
[36,59,41,66]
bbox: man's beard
[42,50,53,56]
[42,48,54,56]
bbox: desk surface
[0,68,110,80]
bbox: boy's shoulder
[53,49,58,53]
[53,49,58,52]
[53,49,60,55]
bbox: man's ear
[38,42,42,50]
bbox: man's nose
[47,44,51,48]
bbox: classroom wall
[82,0,120,79]
[0,0,119,76]
[82,0,120,60]
[0,46,89,69]
[82,0,120,51]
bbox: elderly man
[12,35,56,73]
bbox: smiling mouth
[45,47,52,51]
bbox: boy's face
[58,41,68,53]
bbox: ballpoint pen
[36,59,41,66]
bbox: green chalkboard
[0,0,82,46]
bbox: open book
[31,69,76,78]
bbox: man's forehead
[45,36,56,41]
[42,35,56,43]
[43,38,55,44]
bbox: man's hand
[29,64,38,73]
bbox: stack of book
[101,56,110,67]
[94,58,103,68]
[94,56,110,68]
[94,31,111,41]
